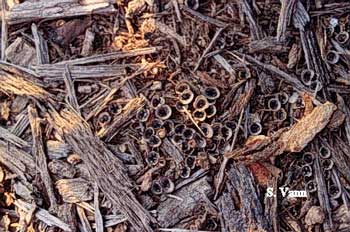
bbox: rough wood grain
[48,108,156,232]
[14,199,72,232]
[63,65,80,113]
[98,97,146,141]
[31,23,50,64]
[218,165,270,232]
[157,175,212,227]
[33,64,130,80]
[0,125,29,148]
[5,0,117,25]
[0,140,36,183]
[28,105,58,211]
[0,71,55,103]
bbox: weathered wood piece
[0,71,55,103]
[57,204,78,232]
[0,125,29,148]
[218,165,270,232]
[0,140,36,183]
[63,65,80,113]
[313,154,333,231]
[94,183,104,232]
[276,0,297,42]
[48,108,156,232]
[1,0,7,61]
[233,51,314,94]
[161,138,184,165]
[98,97,146,141]
[14,199,72,231]
[33,64,130,80]
[31,23,50,64]
[28,105,58,211]
[46,140,71,159]
[5,37,37,67]
[181,5,227,28]
[54,47,160,65]
[56,178,93,203]
[5,0,117,25]
[156,175,212,227]
[241,0,264,40]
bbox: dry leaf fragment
[247,162,270,186]
[305,206,325,226]
[0,165,4,183]
[279,101,336,152]
[0,100,10,121]
[56,178,93,203]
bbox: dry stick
[194,27,225,71]
[55,47,160,66]
[0,126,30,148]
[1,0,7,60]
[48,108,156,232]
[0,60,39,77]
[14,199,72,232]
[31,23,50,64]
[5,0,116,25]
[28,105,58,212]
[232,51,314,95]
[241,0,264,40]
[337,94,350,144]
[313,152,333,231]
[77,206,93,232]
[93,183,104,232]
[34,64,132,80]
[182,107,205,137]
[85,88,117,120]
[172,0,182,22]
[214,108,244,200]
[276,0,297,42]
[10,111,30,137]
[214,54,236,79]
[63,65,80,114]
[181,5,227,28]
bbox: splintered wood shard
[63,65,80,113]
[48,108,155,232]
[31,23,50,64]
[0,71,54,103]
[0,125,29,148]
[28,105,58,211]
[0,140,36,183]
[241,0,264,40]
[313,154,333,231]
[279,102,337,152]
[6,0,117,25]
[14,199,72,232]
[276,0,297,42]
[98,97,146,141]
